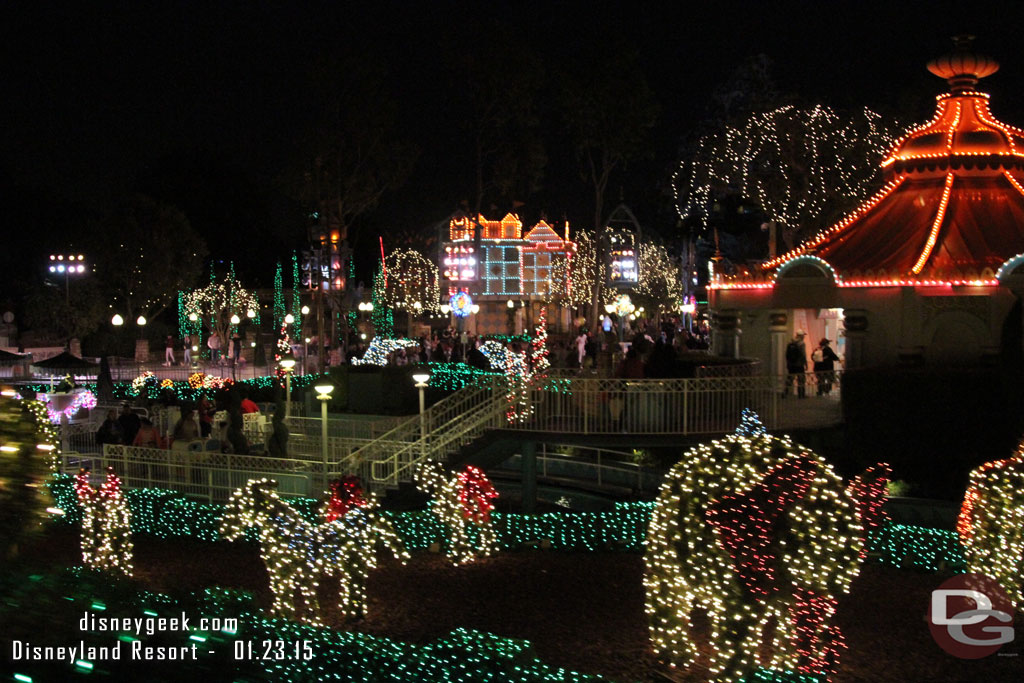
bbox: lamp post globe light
[111,314,124,327]
[411,372,430,459]
[280,353,297,418]
[284,313,295,325]
[314,382,334,485]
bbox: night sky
[4,1,1024,290]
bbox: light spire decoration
[75,467,134,576]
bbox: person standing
[117,402,141,445]
[785,331,808,398]
[575,330,588,369]
[183,335,193,365]
[164,335,176,366]
[813,338,841,395]
[208,332,222,364]
[96,409,124,446]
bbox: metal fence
[60,445,352,502]
[500,445,661,494]
[507,375,779,435]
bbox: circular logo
[449,291,473,318]
[928,573,1015,659]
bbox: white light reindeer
[220,478,407,625]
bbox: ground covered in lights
[13,528,1024,682]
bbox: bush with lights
[958,440,1024,606]
[221,478,407,625]
[74,467,134,576]
[416,463,499,565]
[644,410,863,682]
[130,371,159,396]
[0,391,59,559]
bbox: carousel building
[709,40,1024,377]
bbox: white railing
[369,392,507,488]
[500,445,655,492]
[284,414,406,441]
[60,444,355,502]
[505,375,779,435]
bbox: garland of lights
[75,467,134,576]
[480,340,533,423]
[373,248,440,313]
[220,478,408,625]
[371,265,394,338]
[529,307,550,379]
[415,463,498,565]
[45,389,97,423]
[957,440,1024,606]
[674,104,900,245]
[644,410,863,681]
[273,262,285,331]
[291,252,303,340]
[351,337,419,366]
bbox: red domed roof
[881,92,1024,173]
[748,39,1024,286]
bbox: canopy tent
[0,349,30,366]
[30,351,99,377]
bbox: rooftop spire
[927,35,999,94]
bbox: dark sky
[4,1,1024,287]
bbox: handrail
[347,378,498,468]
[370,392,507,487]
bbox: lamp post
[314,382,334,488]
[48,253,88,305]
[412,372,430,461]
[280,353,296,418]
[111,313,124,378]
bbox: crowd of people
[94,385,264,454]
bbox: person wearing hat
[812,338,841,395]
[785,331,808,398]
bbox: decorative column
[768,311,788,394]
[712,310,741,358]
[843,309,869,370]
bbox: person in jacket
[813,338,841,395]
[785,331,808,398]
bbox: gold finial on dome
[927,35,999,94]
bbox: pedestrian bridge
[59,374,841,502]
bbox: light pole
[280,353,296,418]
[314,382,334,488]
[412,372,430,461]
[111,314,124,378]
[48,254,88,305]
